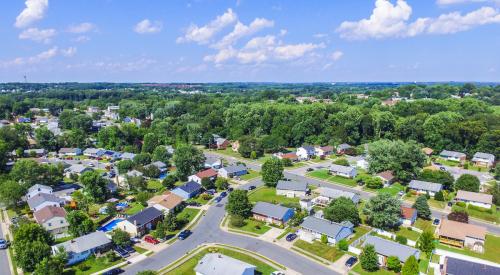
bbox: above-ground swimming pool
[99,218,124,232]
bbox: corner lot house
[194,253,256,275]
[83,148,105,158]
[148,191,184,213]
[296,145,315,160]
[329,164,357,178]
[400,206,417,226]
[26,184,53,199]
[171,181,202,200]
[438,219,486,252]
[312,187,360,206]
[455,190,493,209]
[214,137,230,150]
[408,180,442,196]
[315,145,333,158]
[27,193,65,211]
[52,231,112,265]
[376,170,395,187]
[439,150,466,163]
[298,216,353,245]
[117,207,164,237]
[471,152,495,168]
[34,206,69,235]
[58,147,82,156]
[363,235,420,266]
[276,180,308,198]
[252,202,294,226]
[218,165,248,178]
[442,257,500,275]
[188,168,218,184]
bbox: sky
[0,0,499,83]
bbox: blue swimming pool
[116,202,128,208]
[99,218,123,232]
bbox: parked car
[345,256,358,268]
[130,237,141,244]
[123,246,135,254]
[398,191,405,196]
[178,230,191,240]
[0,239,9,249]
[220,191,227,198]
[228,187,234,192]
[447,202,453,207]
[102,268,124,275]
[285,233,297,242]
[433,218,441,225]
[248,185,256,190]
[440,167,446,171]
[306,168,314,172]
[144,235,160,245]
[214,197,222,203]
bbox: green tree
[117,159,134,174]
[238,136,263,158]
[434,190,444,201]
[333,158,349,166]
[10,159,44,188]
[34,127,57,151]
[365,177,383,189]
[360,244,379,272]
[455,174,480,192]
[133,153,152,166]
[0,179,25,207]
[33,252,67,275]
[226,190,252,218]
[413,195,431,219]
[136,192,151,206]
[142,133,160,154]
[387,256,402,273]
[127,175,147,192]
[418,169,454,190]
[79,170,108,203]
[112,229,131,247]
[67,210,95,237]
[321,234,328,244]
[13,222,54,272]
[162,174,177,189]
[142,164,160,178]
[261,158,283,187]
[164,211,178,231]
[417,231,436,256]
[324,197,360,226]
[363,193,401,230]
[201,177,215,190]
[152,146,170,164]
[173,144,205,180]
[215,177,229,191]
[337,239,349,251]
[402,255,419,275]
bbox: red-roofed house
[274,152,299,162]
[400,206,417,226]
[188,168,218,184]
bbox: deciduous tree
[262,157,283,187]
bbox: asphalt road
[123,179,338,275]
[0,214,11,275]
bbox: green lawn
[124,202,145,215]
[307,169,357,187]
[147,180,163,190]
[187,194,212,205]
[452,204,500,223]
[165,247,276,275]
[133,245,149,254]
[394,227,421,241]
[55,235,75,244]
[177,208,201,225]
[437,234,500,263]
[248,187,300,205]
[293,240,345,262]
[228,218,271,235]
[215,148,272,163]
[405,195,446,209]
[414,219,435,232]
[240,169,261,181]
[284,162,307,169]
[348,225,372,244]
[376,183,405,196]
[419,254,430,274]
[434,158,460,167]
[351,263,395,275]
[67,254,124,275]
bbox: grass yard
[414,219,435,232]
[55,235,74,244]
[133,245,149,254]
[125,202,145,215]
[307,169,357,187]
[394,227,421,241]
[187,194,212,205]
[293,240,345,262]
[240,169,261,181]
[434,158,460,167]
[452,204,500,223]
[228,218,271,235]
[405,195,446,209]
[67,254,124,275]
[419,254,430,274]
[437,234,500,263]
[285,162,307,169]
[351,263,395,275]
[165,247,276,275]
[147,180,163,190]
[248,186,300,205]
[376,183,405,196]
[348,225,372,244]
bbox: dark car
[214,196,222,203]
[178,230,191,240]
[345,256,358,268]
[440,167,446,171]
[285,233,297,242]
[220,191,227,198]
[447,202,453,207]
[228,187,234,192]
[433,218,440,225]
[306,168,314,172]
[248,185,256,190]
[102,268,124,275]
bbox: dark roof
[446,257,500,275]
[252,202,292,220]
[179,181,202,194]
[126,207,163,227]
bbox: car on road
[285,233,297,242]
[0,238,9,249]
[102,268,124,275]
[220,191,227,198]
[214,196,222,203]
[433,218,441,225]
[440,167,446,171]
[178,230,191,240]
[228,187,234,192]
[306,168,314,172]
[248,185,256,190]
[345,256,358,268]
[447,202,453,207]
[398,191,405,196]
[144,235,160,245]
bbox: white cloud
[279,29,287,36]
[274,43,324,60]
[18,28,56,43]
[15,0,49,28]
[336,0,500,39]
[177,8,237,44]
[1,47,58,68]
[313,33,328,38]
[213,17,274,49]
[134,19,163,34]
[61,47,77,57]
[74,35,90,42]
[437,0,500,5]
[67,22,96,33]
[330,51,344,61]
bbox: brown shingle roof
[281,153,298,160]
[148,191,183,210]
[319,146,334,152]
[439,219,486,241]
[377,170,395,181]
[422,147,434,155]
[33,206,67,224]
[456,190,493,205]
[195,168,218,179]
[401,206,416,219]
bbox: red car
[144,235,159,245]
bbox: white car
[0,239,9,249]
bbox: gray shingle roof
[53,231,111,254]
[337,143,351,150]
[121,152,136,159]
[27,184,52,195]
[151,161,167,169]
[67,164,92,174]
[276,180,308,192]
[329,164,355,174]
[440,150,466,159]
[194,253,255,275]
[445,257,500,275]
[409,180,442,193]
[318,187,360,204]
[27,193,64,209]
[126,207,163,227]
[472,152,495,162]
[221,164,247,174]
[363,235,420,262]
[300,216,353,239]
[252,202,292,220]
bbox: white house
[315,146,334,158]
[471,152,495,168]
[408,180,442,196]
[83,148,105,158]
[455,190,493,209]
[33,206,69,235]
[298,216,353,245]
[312,187,360,206]
[439,150,466,163]
[276,180,308,198]
[296,146,315,160]
[194,253,256,275]
[188,168,218,184]
[59,148,82,156]
[52,231,112,265]
[26,184,53,199]
[65,164,93,177]
[329,164,357,178]
[27,193,65,212]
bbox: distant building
[117,207,164,237]
[26,184,53,199]
[329,164,357,178]
[188,168,218,184]
[252,202,294,226]
[27,193,65,212]
[276,180,308,198]
[83,148,105,158]
[315,146,334,158]
[336,143,352,155]
[120,152,136,160]
[400,206,417,226]
[273,152,299,162]
[376,170,395,187]
[59,148,82,156]
[194,253,256,275]
[471,152,495,168]
[298,216,353,244]
[408,180,442,196]
[218,165,247,178]
[65,164,93,177]
[171,181,203,200]
[312,187,360,206]
[33,206,69,235]
[442,257,500,275]
[296,146,315,160]
[455,190,493,209]
[438,219,486,252]
[363,236,420,266]
[439,150,466,163]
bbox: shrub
[200,193,212,200]
[78,264,90,271]
[281,158,293,167]
[333,158,349,166]
[337,239,349,251]
[321,234,328,244]
[434,191,444,201]
[230,215,246,228]
[448,211,468,223]
[387,256,402,273]
[456,201,466,208]
[395,235,408,245]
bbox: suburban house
[422,147,434,156]
[23,148,47,157]
[336,143,352,155]
[52,231,112,265]
[194,253,256,275]
[52,183,81,202]
[471,152,495,168]
[312,187,360,206]
[315,146,334,159]
[102,150,121,160]
[150,161,167,173]
[83,148,105,158]
[214,137,230,150]
[274,152,299,162]
[408,180,443,196]
[455,190,493,209]
[105,105,120,120]
[26,184,53,199]
[27,193,65,211]
[376,170,395,187]
[65,164,93,177]
[363,236,420,266]
[33,206,69,235]
[147,191,184,214]
[329,164,357,178]
[231,140,240,152]
[171,181,203,200]
[439,150,466,163]
[252,202,294,226]
[296,145,315,160]
[438,219,486,252]
[276,180,308,198]
[349,155,369,170]
[188,168,218,184]
[298,216,353,245]
[117,207,164,237]
[205,156,223,169]
[400,206,417,226]
[442,257,500,275]
[120,152,136,160]
[218,164,248,178]
[58,147,82,156]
